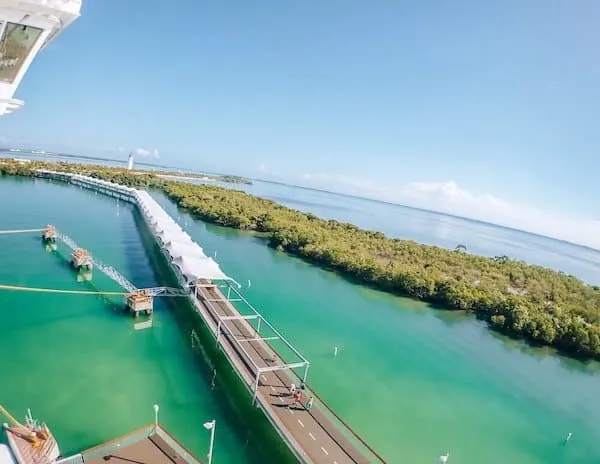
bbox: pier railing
[38,171,386,463]
[81,425,154,461]
[154,425,204,464]
[222,282,388,463]
[55,455,84,464]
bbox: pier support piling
[126,290,154,318]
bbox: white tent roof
[132,188,235,283]
[166,240,205,260]
[173,255,230,282]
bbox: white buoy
[248,279,252,288]
[439,452,449,463]
[565,432,572,443]
[333,346,338,357]
[214,251,217,258]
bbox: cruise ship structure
[0,0,82,115]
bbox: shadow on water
[126,209,297,464]
[2,238,126,334]
[40,238,125,315]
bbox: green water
[1,176,599,464]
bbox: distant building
[0,0,82,116]
[127,152,134,170]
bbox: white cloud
[257,163,281,177]
[133,147,160,159]
[299,173,600,250]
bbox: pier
[55,424,204,464]
[35,170,386,464]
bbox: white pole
[333,346,338,357]
[204,420,216,464]
[153,404,159,427]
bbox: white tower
[0,0,82,116]
[127,152,134,170]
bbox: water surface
[0,175,598,464]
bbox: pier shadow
[39,238,125,315]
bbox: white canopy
[166,240,205,260]
[173,255,230,282]
[132,188,235,284]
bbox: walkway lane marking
[278,397,284,402]
[308,432,316,441]
[321,446,329,456]
[270,386,275,391]
[289,410,295,415]
[297,419,305,428]
[261,375,267,381]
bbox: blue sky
[2,1,600,247]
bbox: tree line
[2,159,600,360]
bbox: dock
[56,424,203,464]
[36,170,386,464]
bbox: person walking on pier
[289,390,302,410]
[289,382,296,396]
[305,396,314,411]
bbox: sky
[1,1,600,249]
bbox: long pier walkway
[35,169,386,464]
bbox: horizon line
[250,177,600,255]
[2,148,598,254]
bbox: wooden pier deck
[194,284,375,464]
[80,424,203,464]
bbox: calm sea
[0,172,599,464]
[185,178,600,285]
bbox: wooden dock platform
[66,424,203,464]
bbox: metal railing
[82,425,154,461]
[56,230,137,294]
[55,454,84,464]
[154,425,204,464]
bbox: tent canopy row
[134,189,235,284]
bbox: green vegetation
[0,159,251,185]
[2,159,600,360]
[158,171,252,184]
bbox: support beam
[205,298,242,303]
[258,362,308,373]
[252,371,260,405]
[227,285,309,365]
[219,315,258,321]
[302,363,310,383]
[236,336,280,343]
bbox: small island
[156,170,252,185]
[2,159,599,361]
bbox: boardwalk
[194,284,372,464]
[36,171,385,464]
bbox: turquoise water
[0,177,262,463]
[1,175,599,463]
